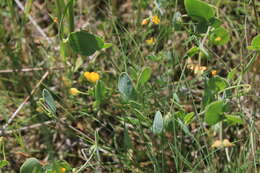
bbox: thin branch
[0,66,64,74]
[2,71,49,131]
[14,0,52,44]
[0,118,65,136]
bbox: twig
[0,118,65,136]
[0,66,65,74]
[14,0,52,44]
[1,71,49,131]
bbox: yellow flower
[188,64,207,74]
[141,18,149,25]
[211,139,234,148]
[211,70,217,76]
[145,37,155,45]
[152,15,160,24]
[215,36,222,42]
[69,88,80,95]
[84,72,100,83]
[53,17,58,23]
[60,167,66,173]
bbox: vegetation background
[0,0,259,172]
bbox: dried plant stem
[1,71,49,132]
[14,0,52,44]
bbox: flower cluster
[69,72,100,96]
[84,72,100,83]
[141,15,160,26]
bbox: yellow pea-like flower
[152,15,160,25]
[69,88,80,95]
[141,18,149,25]
[84,72,100,83]
[211,70,217,76]
[145,37,155,45]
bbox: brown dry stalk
[1,71,49,133]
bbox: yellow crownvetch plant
[152,15,160,24]
[146,37,155,45]
[69,88,80,96]
[84,72,100,83]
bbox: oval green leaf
[20,158,43,173]
[152,111,164,134]
[118,73,136,100]
[95,80,106,105]
[205,100,224,125]
[225,114,244,125]
[42,89,56,113]
[210,27,230,45]
[68,30,104,56]
[0,160,9,168]
[137,67,152,88]
[184,0,215,21]
[248,34,260,51]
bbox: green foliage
[210,27,230,45]
[203,76,229,107]
[94,80,107,105]
[184,0,215,21]
[225,114,244,125]
[248,34,260,51]
[42,89,56,114]
[152,111,164,134]
[20,158,43,173]
[0,160,9,169]
[0,0,259,172]
[205,100,225,125]
[184,112,195,125]
[68,30,104,56]
[118,73,136,100]
[137,67,152,89]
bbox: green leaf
[205,100,224,125]
[95,80,106,105]
[42,89,56,114]
[202,76,229,107]
[118,73,136,100]
[196,20,209,33]
[152,111,164,134]
[137,67,152,88]
[123,125,132,152]
[248,34,260,51]
[20,158,43,173]
[184,0,215,21]
[187,46,200,57]
[103,43,113,49]
[209,27,230,45]
[209,17,222,28]
[225,115,244,125]
[68,30,104,56]
[0,160,9,168]
[184,112,195,125]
